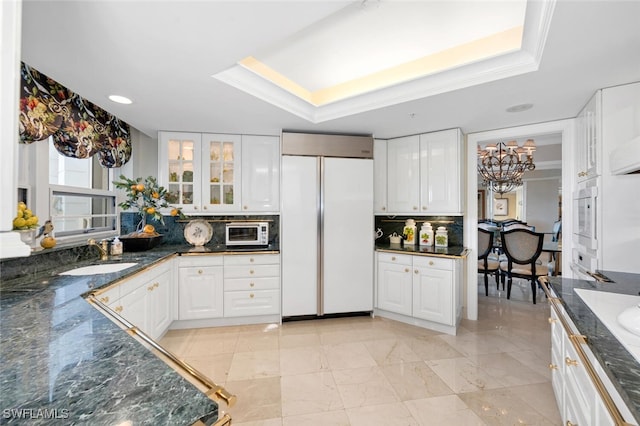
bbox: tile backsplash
[374,215,463,246]
[120,213,280,246]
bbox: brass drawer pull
[115,306,123,313]
[100,296,109,303]
[566,421,577,426]
[565,357,578,367]
[548,363,558,370]
[548,317,557,324]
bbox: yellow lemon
[15,210,24,219]
[18,202,26,211]
[143,224,155,234]
[41,236,56,249]
[26,216,38,226]
[23,209,32,219]
[13,217,27,228]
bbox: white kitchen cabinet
[386,129,463,215]
[575,90,601,182]
[201,133,242,212]
[419,129,462,214]
[241,135,279,212]
[377,253,412,316]
[387,135,420,213]
[412,256,453,325]
[546,288,632,426]
[106,260,173,340]
[373,139,388,214]
[375,252,461,333]
[158,132,201,213]
[178,256,224,320]
[223,254,280,317]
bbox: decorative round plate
[184,220,213,246]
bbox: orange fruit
[152,192,160,199]
[146,207,156,215]
[143,224,155,234]
[170,208,179,216]
[41,236,56,249]
[130,184,137,191]
[136,183,145,192]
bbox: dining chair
[503,222,535,232]
[499,229,548,304]
[478,228,500,296]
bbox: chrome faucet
[88,239,109,261]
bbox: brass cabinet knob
[154,282,159,289]
[115,306,123,313]
[250,282,255,287]
[429,261,434,266]
[381,206,386,211]
[548,363,558,370]
[198,269,203,274]
[249,269,254,274]
[391,256,396,261]
[244,206,248,210]
[203,206,208,210]
[249,293,254,298]
[422,206,427,210]
[548,317,557,324]
[565,357,578,367]
[148,285,154,291]
[194,206,198,210]
[413,206,418,210]
[404,268,410,273]
[414,269,419,274]
[100,296,109,303]
[250,258,254,262]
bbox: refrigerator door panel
[281,156,319,316]
[323,157,374,314]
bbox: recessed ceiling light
[506,103,533,113]
[108,95,133,105]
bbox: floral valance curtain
[18,62,132,168]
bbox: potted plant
[114,175,184,250]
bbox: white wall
[525,178,561,234]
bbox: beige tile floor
[160,276,560,425]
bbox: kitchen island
[543,272,640,425]
[0,243,276,425]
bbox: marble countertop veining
[375,242,468,258]
[0,243,276,425]
[546,271,640,423]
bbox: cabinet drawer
[224,290,280,317]
[224,254,280,266]
[377,252,412,266]
[224,264,279,278]
[413,255,452,270]
[178,255,224,267]
[95,284,120,305]
[225,277,279,291]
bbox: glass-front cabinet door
[159,132,202,213]
[202,134,241,212]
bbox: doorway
[465,119,574,320]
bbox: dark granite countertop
[375,242,468,258]
[546,271,640,423]
[0,243,278,425]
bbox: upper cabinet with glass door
[159,132,241,213]
[159,132,201,213]
[202,133,241,212]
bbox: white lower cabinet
[223,254,280,317]
[107,260,173,340]
[548,300,634,425]
[376,252,461,333]
[178,256,224,320]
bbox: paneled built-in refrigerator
[281,132,374,317]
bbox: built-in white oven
[225,222,269,246]
[572,178,598,250]
[571,248,598,281]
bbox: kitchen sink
[59,262,138,276]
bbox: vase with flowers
[114,175,184,250]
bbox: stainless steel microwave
[225,222,269,246]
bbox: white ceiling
[20,0,640,140]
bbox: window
[47,142,117,238]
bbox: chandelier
[477,139,536,195]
